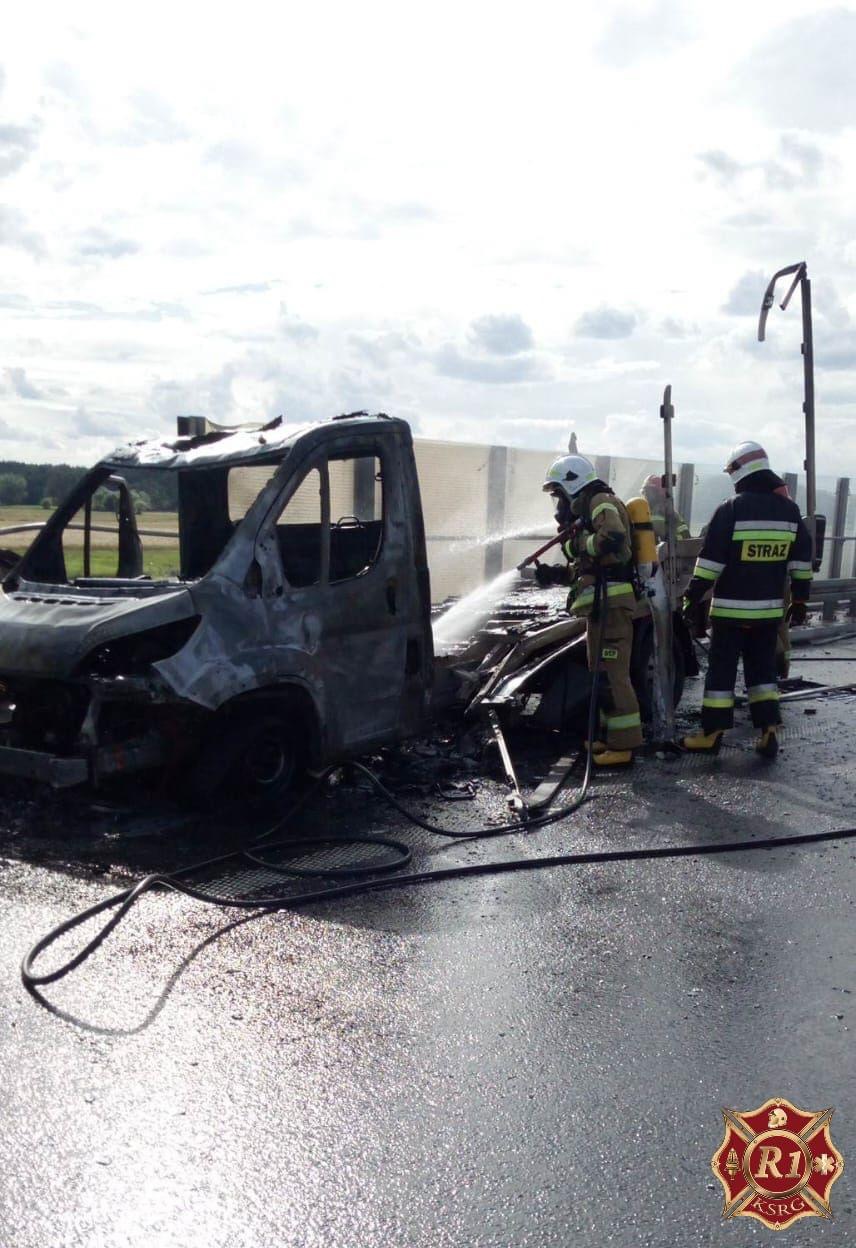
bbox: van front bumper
[0,745,88,788]
[0,732,165,789]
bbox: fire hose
[22,579,609,996]
[20,580,856,1005]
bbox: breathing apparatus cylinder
[626,496,657,581]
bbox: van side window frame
[261,443,388,591]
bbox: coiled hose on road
[21,582,856,1002]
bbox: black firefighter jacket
[685,480,813,624]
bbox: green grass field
[0,505,181,579]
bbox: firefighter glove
[789,600,807,626]
[535,562,562,587]
[683,597,707,638]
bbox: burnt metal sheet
[0,745,88,787]
[0,584,196,679]
[104,423,311,470]
[480,634,586,707]
[100,414,399,472]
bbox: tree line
[0,461,179,512]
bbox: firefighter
[681,441,812,759]
[535,454,642,767]
[641,474,691,542]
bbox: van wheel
[185,712,298,810]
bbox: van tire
[184,710,299,811]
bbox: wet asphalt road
[1,646,856,1246]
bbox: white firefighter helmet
[724,440,771,484]
[542,454,597,499]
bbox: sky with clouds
[2,0,856,476]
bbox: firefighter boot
[755,725,779,760]
[584,739,607,754]
[681,730,724,754]
[592,749,634,769]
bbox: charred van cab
[0,413,435,800]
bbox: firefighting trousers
[702,620,781,732]
[585,604,643,750]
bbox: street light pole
[659,383,676,741]
[758,261,817,552]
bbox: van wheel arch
[184,683,323,809]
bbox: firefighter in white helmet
[641,474,691,543]
[536,454,642,767]
[681,440,813,758]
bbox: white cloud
[4,366,43,399]
[722,271,767,316]
[73,404,130,438]
[0,120,40,177]
[733,9,856,131]
[0,2,854,482]
[278,305,319,345]
[575,307,637,339]
[597,0,696,67]
[120,89,188,146]
[74,227,140,260]
[0,205,44,256]
[697,150,743,186]
[468,314,534,356]
[433,345,546,384]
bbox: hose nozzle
[516,529,571,572]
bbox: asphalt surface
[1,644,856,1246]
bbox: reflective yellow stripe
[591,501,619,520]
[731,531,795,542]
[703,696,734,708]
[606,712,641,729]
[710,606,784,619]
[748,690,780,703]
[693,566,718,582]
[573,581,634,608]
[791,570,812,580]
[585,533,598,556]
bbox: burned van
[0,414,435,800]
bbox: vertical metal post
[484,444,508,580]
[659,385,676,740]
[83,495,91,579]
[830,478,849,579]
[801,273,817,528]
[676,463,694,532]
[758,262,817,559]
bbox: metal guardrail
[806,578,856,622]
[0,518,854,617]
[0,522,178,540]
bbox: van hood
[0,581,197,678]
